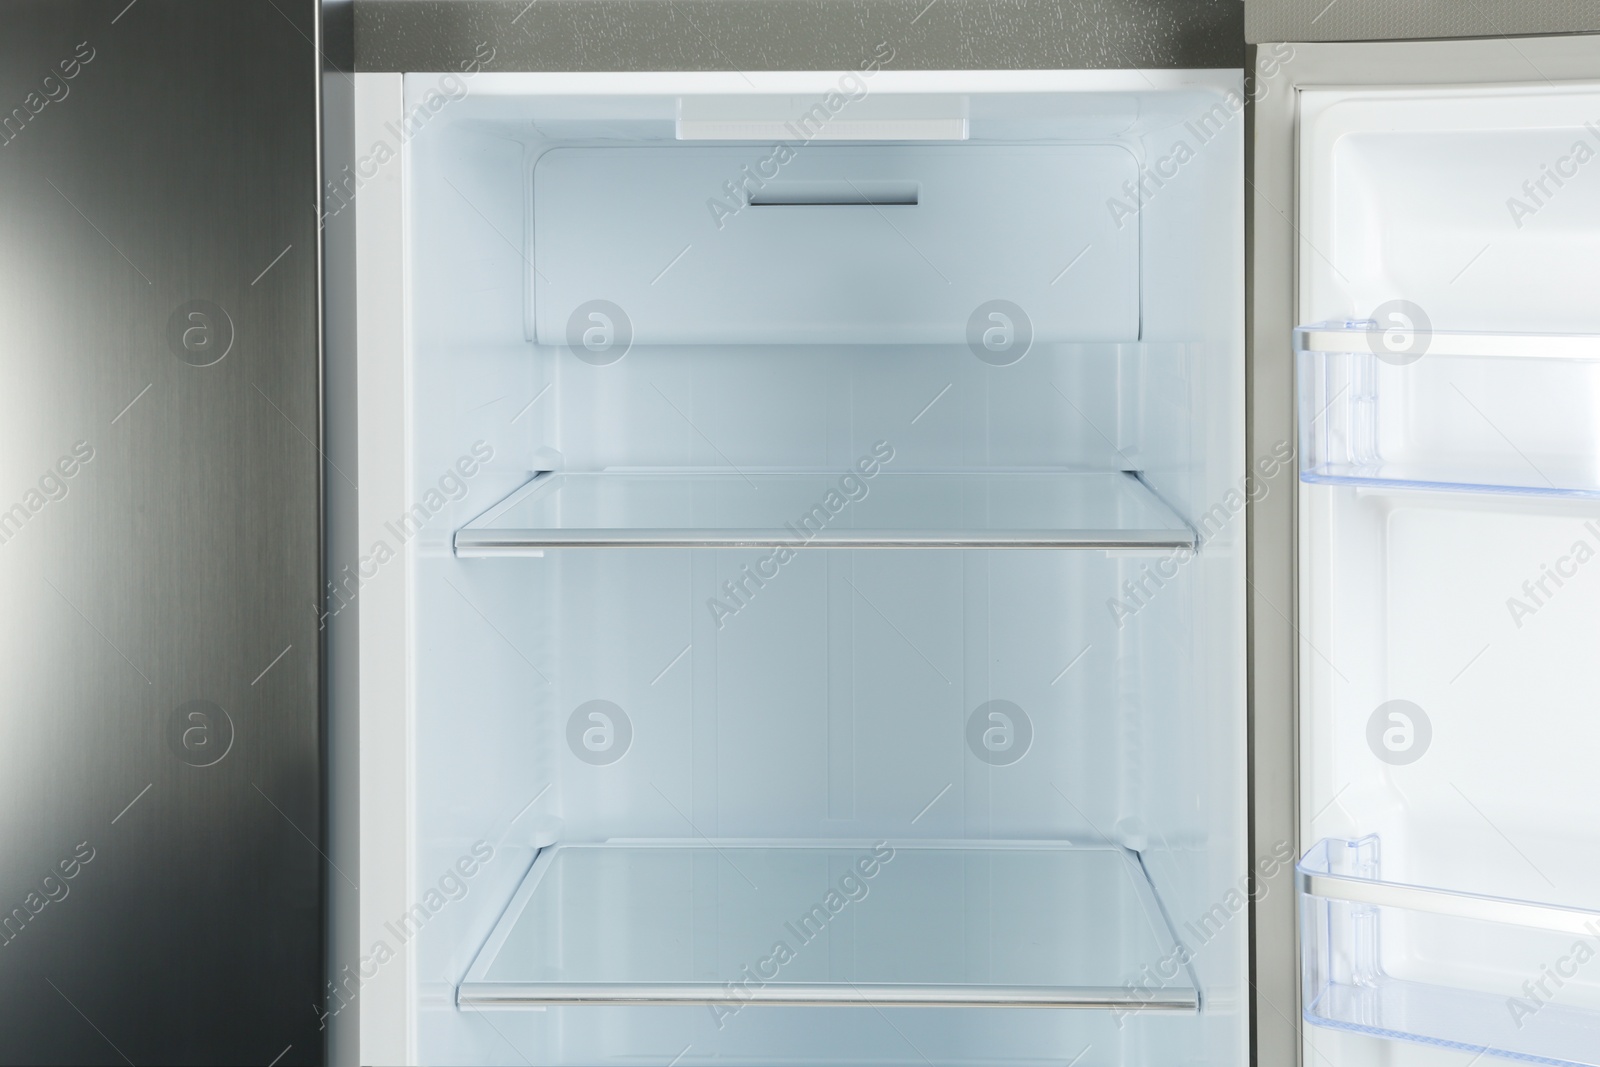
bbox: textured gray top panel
[355,0,1244,71]
[1247,0,1600,43]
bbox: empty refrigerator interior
[394,70,1247,1065]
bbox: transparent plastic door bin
[1296,323,1600,497]
[1299,836,1600,1066]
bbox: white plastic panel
[532,145,1139,345]
[1301,492,1600,905]
[1300,87,1600,334]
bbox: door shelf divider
[458,839,1199,1012]
[453,469,1196,555]
[1300,836,1600,1067]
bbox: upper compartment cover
[532,144,1139,345]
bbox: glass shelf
[459,839,1199,1012]
[453,469,1195,555]
[1300,836,1600,1066]
[1296,323,1600,497]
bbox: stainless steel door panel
[0,3,322,1063]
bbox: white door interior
[1296,79,1600,1067]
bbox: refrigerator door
[1250,33,1600,1067]
[0,3,323,1065]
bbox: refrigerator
[5,1,1600,1065]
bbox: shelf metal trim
[455,529,1197,552]
[457,982,1198,1010]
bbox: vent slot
[749,181,918,207]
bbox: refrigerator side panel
[0,2,323,1065]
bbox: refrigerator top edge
[352,0,1245,74]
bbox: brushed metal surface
[0,2,323,1064]
[354,0,1244,72]
[1247,0,1600,44]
